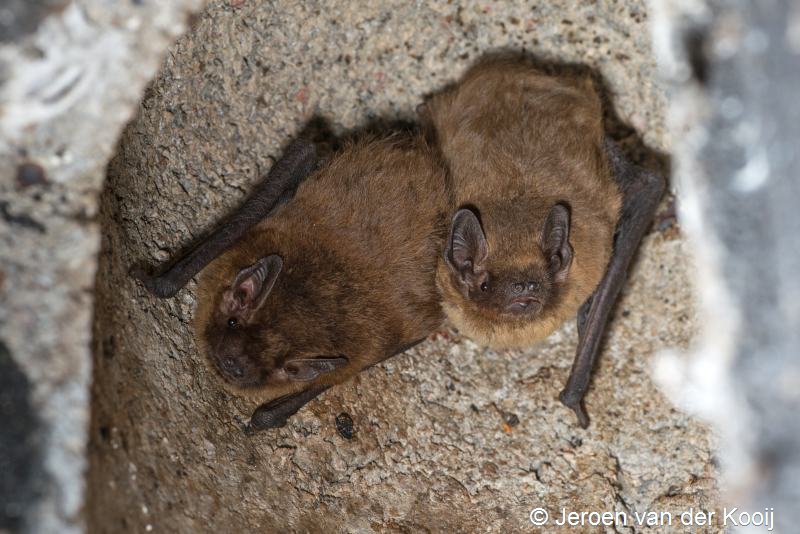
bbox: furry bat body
[136,62,662,430]
[426,61,665,427]
[136,135,449,430]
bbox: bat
[424,60,665,427]
[134,135,449,431]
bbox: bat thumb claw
[572,405,590,429]
[559,389,590,428]
[129,264,180,298]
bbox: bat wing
[559,138,666,427]
[132,138,317,298]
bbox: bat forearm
[133,138,317,298]
[560,139,666,428]
[246,384,331,432]
[560,269,626,428]
[244,337,428,433]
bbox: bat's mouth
[506,297,542,315]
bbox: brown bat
[134,135,449,431]
[425,60,665,427]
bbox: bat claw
[559,389,590,429]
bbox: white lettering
[723,507,738,526]
[555,507,567,526]
[545,505,772,530]
[633,511,662,526]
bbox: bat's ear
[542,203,573,284]
[283,357,348,382]
[445,208,489,291]
[222,255,283,318]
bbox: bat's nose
[221,357,245,379]
[215,334,257,384]
[512,281,540,295]
[215,349,268,388]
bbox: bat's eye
[480,282,489,292]
[227,318,238,328]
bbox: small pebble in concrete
[16,162,48,188]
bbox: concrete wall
[87,1,714,532]
[4,0,764,532]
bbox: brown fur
[427,61,622,348]
[194,134,450,403]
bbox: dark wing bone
[245,338,427,432]
[559,138,666,428]
[133,138,317,298]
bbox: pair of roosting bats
[134,60,664,431]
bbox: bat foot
[559,389,590,429]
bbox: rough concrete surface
[0,1,203,532]
[85,1,718,533]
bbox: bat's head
[442,205,573,320]
[194,251,351,394]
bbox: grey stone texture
[86,1,717,533]
[0,1,203,532]
[652,0,800,531]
